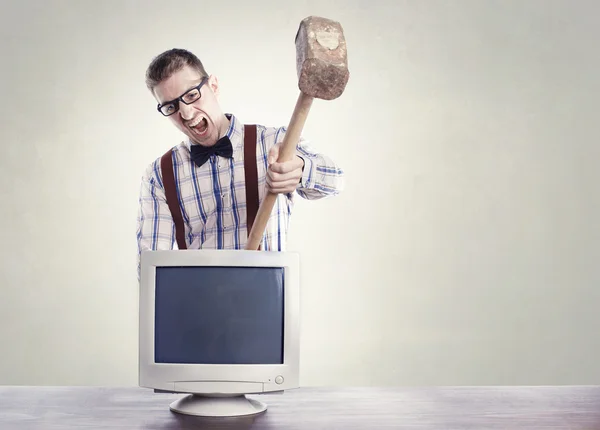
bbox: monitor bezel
[138,249,300,395]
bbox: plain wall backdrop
[0,0,599,387]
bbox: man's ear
[208,75,219,97]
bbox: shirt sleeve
[135,160,176,280]
[295,138,345,200]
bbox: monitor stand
[169,393,267,417]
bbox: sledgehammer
[245,16,350,250]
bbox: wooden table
[1,385,600,429]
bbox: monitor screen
[154,266,284,365]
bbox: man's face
[153,65,227,147]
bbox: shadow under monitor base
[169,394,267,417]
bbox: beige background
[0,0,598,387]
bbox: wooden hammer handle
[245,91,314,250]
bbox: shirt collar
[225,113,245,159]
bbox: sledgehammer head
[295,16,349,100]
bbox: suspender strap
[244,124,259,238]
[160,151,187,250]
[160,123,260,250]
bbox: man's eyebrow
[160,82,203,105]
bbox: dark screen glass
[154,266,284,365]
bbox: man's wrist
[297,155,313,188]
[297,155,305,183]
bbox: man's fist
[266,143,304,194]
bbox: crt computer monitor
[138,249,300,417]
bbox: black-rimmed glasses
[157,77,208,116]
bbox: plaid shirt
[136,114,344,277]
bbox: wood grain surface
[1,385,600,429]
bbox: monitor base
[169,394,267,417]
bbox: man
[136,48,344,277]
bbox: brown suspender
[159,124,259,250]
[160,151,187,250]
[243,124,259,237]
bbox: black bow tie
[190,135,233,167]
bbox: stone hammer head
[295,16,349,100]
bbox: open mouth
[189,117,208,135]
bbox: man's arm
[135,162,175,280]
[265,125,344,200]
[295,138,344,200]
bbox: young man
[136,48,344,277]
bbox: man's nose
[178,102,194,120]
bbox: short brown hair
[145,48,208,92]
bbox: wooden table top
[1,385,600,429]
